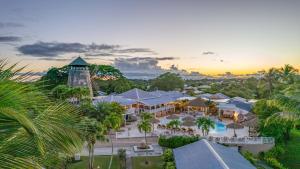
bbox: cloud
[114,48,156,54]
[17,41,156,58]
[114,57,176,71]
[0,22,24,28]
[202,51,215,55]
[17,42,118,57]
[0,36,22,42]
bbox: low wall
[240,143,275,155]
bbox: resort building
[93,88,187,117]
[173,139,256,169]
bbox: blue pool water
[213,121,226,132]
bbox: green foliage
[94,78,134,94]
[87,102,125,122]
[196,117,215,136]
[265,146,285,159]
[51,85,90,100]
[150,72,184,91]
[118,149,126,169]
[265,158,287,169]
[253,99,280,119]
[137,112,153,145]
[40,66,68,89]
[158,135,199,148]
[165,162,176,169]
[162,149,174,162]
[261,117,294,143]
[0,61,83,168]
[162,149,176,169]
[167,119,182,133]
[242,151,257,165]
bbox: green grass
[68,155,120,169]
[132,156,163,169]
[279,129,300,169]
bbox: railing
[145,105,175,113]
[207,136,275,145]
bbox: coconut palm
[104,112,123,169]
[261,68,280,97]
[0,60,83,168]
[279,64,298,84]
[137,112,153,145]
[80,117,107,169]
[196,117,215,136]
[167,119,182,134]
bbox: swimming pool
[212,121,226,132]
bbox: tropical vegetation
[0,61,84,168]
[196,117,215,136]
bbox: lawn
[279,129,300,169]
[68,155,120,169]
[132,156,163,169]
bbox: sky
[0,0,299,75]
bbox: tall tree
[167,119,182,134]
[196,117,215,136]
[137,112,153,145]
[279,64,298,84]
[262,68,280,97]
[104,113,123,169]
[150,72,184,91]
[80,117,106,169]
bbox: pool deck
[116,114,249,139]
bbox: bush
[265,157,287,169]
[158,135,199,148]
[162,149,174,162]
[265,146,285,159]
[165,162,176,169]
[242,151,257,164]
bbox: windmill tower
[67,57,93,96]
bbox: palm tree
[279,64,298,84]
[104,113,123,169]
[167,119,181,134]
[137,112,153,145]
[262,68,280,97]
[196,117,215,136]
[0,60,83,168]
[80,117,107,169]
[196,117,206,136]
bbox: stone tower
[68,57,93,96]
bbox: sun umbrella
[182,120,195,127]
[166,114,179,120]
[150,118,160,123]
[226,123,244,129]
[182,116,195,121]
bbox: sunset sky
[0,0,299,75]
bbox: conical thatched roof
[166,114,179,120]
[241,117,258,128]
[226,123,244,129]
[187,98,208,107]
[182,116,195,121]
[150,118,160,123]
[182,120,195,126]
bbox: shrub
[265,146,285,159]
[242,151,257,164]
[265,157,287,169]
[162,149,174,162]
[165,162,176,169]
[159,135,199,148]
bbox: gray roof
[229,100,252,112]
[139,96,176,106]
[173,139,255,169]
[93,95,136,106]
[69,57,88,66]
[118,88,156,100]
[210,93,230,99]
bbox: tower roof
[69,57,88,66]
